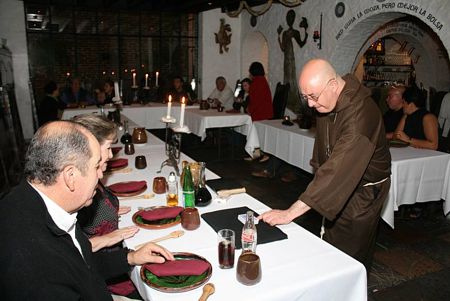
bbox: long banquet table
[246,119,450,228]
[104,130,367,301]
[62,104,253,141]
[62,103,194,129]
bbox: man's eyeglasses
[300,78,335,102]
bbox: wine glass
[207,97,214,108]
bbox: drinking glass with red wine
[218,229,235,269]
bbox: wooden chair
[272,82,289,119]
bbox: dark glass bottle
[182,165,195,208]
[120,120,132,144]
[195,162,211,206]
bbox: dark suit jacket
[0,181,131,300]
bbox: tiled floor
[162,130,450,301]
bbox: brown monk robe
[260,59,391,271]
[299,74,391,269]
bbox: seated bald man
[260,59,391,271]
[0,121,174,300]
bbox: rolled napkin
[139,206,183,221]
[109,180,147,193]
[111,146,123,155]
[107,158,128,169]
[145,259,210,277]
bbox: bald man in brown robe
[260,59,391,271]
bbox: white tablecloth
[247,119,450,228]
[62,104,253,140]
[383,147,450,227]
[61,103,197,129]
[181,108,253,140]
[248,120,315,173]
[106,132,366,301]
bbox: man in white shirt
[438,91,450,152]
[0,121,174,300]
[208,76,234,110]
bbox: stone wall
[200,0,450,96]
[199,9,242,98]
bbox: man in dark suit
[0,121,173,300]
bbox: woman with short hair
[73,114,141,299]
[394,86,439,150]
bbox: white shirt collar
[29,183,77,233]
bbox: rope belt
[320,177,390,240]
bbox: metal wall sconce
[313,13,322,49]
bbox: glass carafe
[120,120,132,144]
[195,162,211,207]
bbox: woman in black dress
[394,86,438,150]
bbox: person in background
[394,86,439,150]
[95,80,115,105]
[438,90,450,152]
[166,76,192,103]
[384,84,406,139]
[0,121,174,300]
[103,80,115,104]
[208,76,234,110]
[61,77,95,107]
[247,62,273,121]
[232,77,251,113]
[260,59,391,271]
[73,114,140,299]
[37,81,64,126]
[246,62,273,162]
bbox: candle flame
[168,95,172,102]
[156,71,159,76]
[181,96,185,104]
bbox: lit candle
[145,73,149,88]
[179,97,186,127]
[166,95,172,118]
[155,71,159,87]
[114,81,120,99]
[132,72,137,87]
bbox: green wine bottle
[182,165,195,208]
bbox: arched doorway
[332,11,450,112]
[332,13,450,90]
[241,31,269,79]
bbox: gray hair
[72,114,117,144]
[24,121,92,186]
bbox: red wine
[218,241,235,268]
[195,187,212,206]
[120,133,132,144]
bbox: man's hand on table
[259,200,311,226]
[127,243,175,266]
